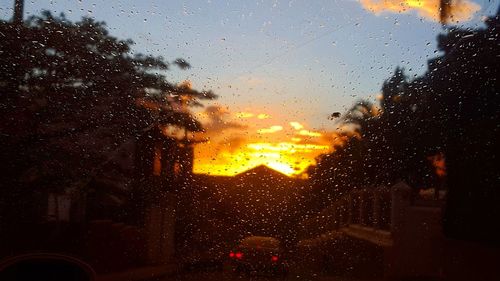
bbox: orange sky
[192,105,341,177]
[188,0,482,178]
[360,0,480,23]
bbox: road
[159,269,377,281]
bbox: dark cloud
[203,106,247,134]
[216,136,246,153]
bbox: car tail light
[235,252,243,259]
[229,252,235,258]
[271,255,279,262]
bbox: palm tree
[13,0,23,24]
[439,0,452,25]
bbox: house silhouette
[234,165,290,181]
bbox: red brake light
[229,252,235,258]
[235,252,243,259]
[271,255,279,262]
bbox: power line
[229,18,362,81]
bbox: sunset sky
[2,0,498,176]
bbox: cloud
[247,142,330,153]
[290,122,304,130]
[236,112,254,118]
[298,129,322,137]
[257,125,283,134]
[257,113,270,119]
[319,130,354,150]
[202,105,247,133]
[216,136,246,153]
[359,0,480,22]
[235,112,271,119]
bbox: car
[228,236,287,276]
[179,243,226,272]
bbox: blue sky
[1,0,498,130]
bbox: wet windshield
[241,237,280,249]
[1,1,499,281]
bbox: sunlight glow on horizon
[194,141,330,177]
[193,109,335,177]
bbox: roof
[235,165,289,179]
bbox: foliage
[309,9,500,237]
[0,11,215,193]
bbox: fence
[297,181,447,279]
[298,185,392,240]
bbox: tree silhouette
[0,11,215,228]
[429,10,500,245]
[310,9,499,245]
